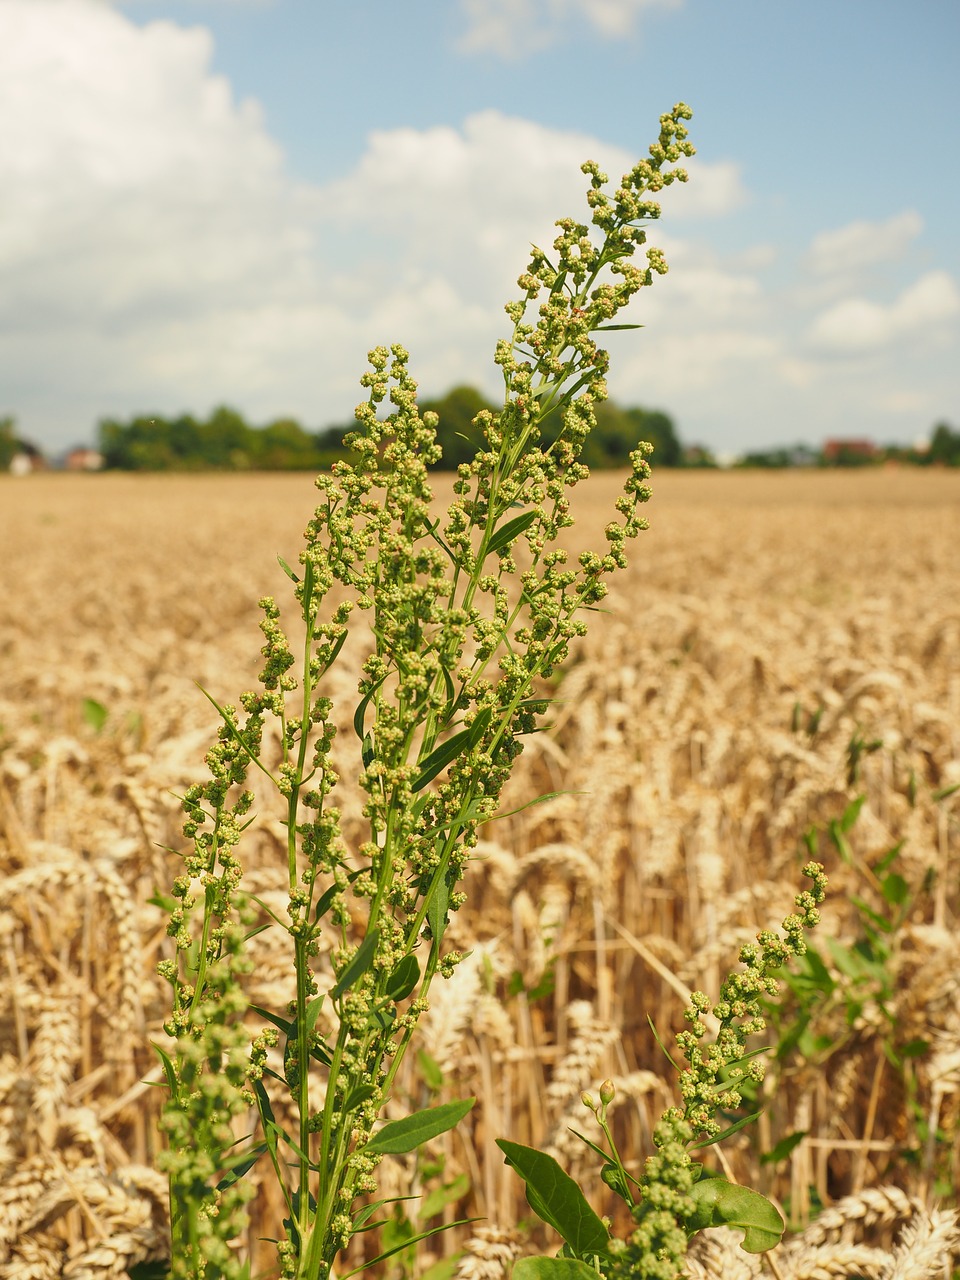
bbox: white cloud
[457,0,683,59]
[807,271,960,354]
[806,210,924,277]
[1,0,955,460]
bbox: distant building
[822,437,879,463]
[8,441,46,474]
[64,447,104,471]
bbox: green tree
[199,406,251,468]
[419,384,495,468]
[250,418,325,470]
[0,416,17,470]
[928,420,960,466]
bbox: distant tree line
[734,421,960,469]
[0,416,18,470]
[95,389,687,471]
[97,407,347,472]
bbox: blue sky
[2,0,958,457]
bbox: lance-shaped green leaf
[331,927,380,1000]
[496,1141,608,1258]
[686,1177,784,1253]
[486,509,538,556]
[367,1098,476,1155]
[413,709,491,792]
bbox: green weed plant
[155,103,826,1280]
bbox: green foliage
[927,420,960,465]
[324,385,685,472]
[501,863,828,1280]
[0,415,18,470]
[157,102,696,1279]
[98,406,346,471]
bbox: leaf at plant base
[496,1141,608,1257]
[687,1177,784,1253]
[513,1258,602,1279]
[367,1098,476,1155]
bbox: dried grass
[1,468,958,1274]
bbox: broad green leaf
[367,1098,476,1155]
[386,953,421,1002]
[881,872,909,907]
[899,1037,930,1058]
[81,697,109,734]
[148,889,178,914]
[513,1260,601,1279]
[420,1172,470,1220]
[686,1177,784,1253]
[839,794,866,832]
[760,1131,808,1165]
[332,927,380,1000]
[417,1048,445,1092]
[496,1141,608,1257]
[487,509,538,556]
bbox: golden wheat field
[1,467,958,1279]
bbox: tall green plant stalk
[155,103,696,1280]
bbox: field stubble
[1,468,958,1277]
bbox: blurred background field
[1,468,958,1277]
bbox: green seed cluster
[605,862,828,1280]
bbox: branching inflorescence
[157,103,696,1280]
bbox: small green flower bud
[581,1091,596,1112]
[599,1079,616,1107]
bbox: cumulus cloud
[807,271,960,354]
[2,0,954,458]
[457,0,683,59]
[0,0,746,449]
[806,210,924,278]
[0,0,333,436]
